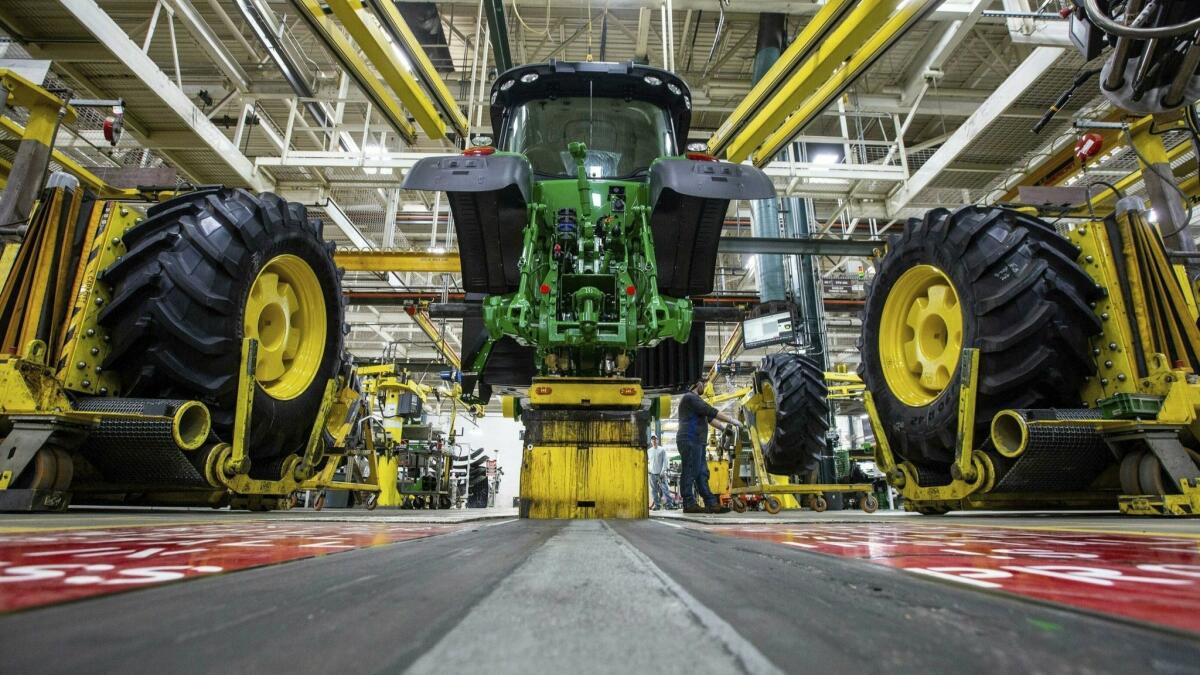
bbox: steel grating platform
[0,509,1198,672]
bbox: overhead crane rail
[708,0,940,166]
[291,0,418,143]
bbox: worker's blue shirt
[676,391,718,447]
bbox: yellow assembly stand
[508,377,663,519]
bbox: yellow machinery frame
[704,378,875,514]
[199,338,379,511]
[0,198,373,511]
[864,122,1200,516]
[357,364,485,509]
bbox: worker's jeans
[678,440,715,508]
[649,472,672,508]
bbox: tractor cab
[404,60,772,401]
[488,61,692,180]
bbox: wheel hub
[879,265,963,406]
[244,254,326,400]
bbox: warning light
[686,152,717,162]
[540,283,551,294]
[625,285,636,296]
[1075,133,1103,163]
[463,146,495,156]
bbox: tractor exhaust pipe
[74,398,212,453]
[991,408,1105,459]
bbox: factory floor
[2,508,1199,672]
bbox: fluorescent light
[813,153,839,165]
[401,204,426,213]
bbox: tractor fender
[648,158,774,203]
[402,153,533,202]
[648,159,775,297]
[403,154,532,295]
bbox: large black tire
[859,206,1101,467]
[753,353,829,475]
[99,188,344,462]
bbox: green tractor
[405,61,836,516]
[405,60,776,399]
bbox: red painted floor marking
[709,524,1200,633]
[0,521,458,612]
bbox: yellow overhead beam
[326,0,448,139]
[369,0,468,138]
[333,249,461,273]
[750,0,940,166]
[1000,113,1151,202]
[707,0,854,159]
[1066,125,1195,217]
[293,0,417,144]
[718,0,898,163]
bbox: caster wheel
[314,493,326,511]
[49,447,73,492]
[861,493,879,514]
[764,496,782,514]
[731,496,747,513]
[14,447,58,491]
[811,495,828,513]
[1119,450,1144,494]
[365,493,379,511]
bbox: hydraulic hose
[1084,0,1200,39]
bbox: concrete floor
[1,508,1198,672]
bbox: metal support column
[750,13,787,303]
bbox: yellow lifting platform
[507,378,668,519]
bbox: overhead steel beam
[326,0,449,139]
[718,237,881,257]
[56,0,272,192]
[899,0,988,104]
[367,0,470,137]
[291,0,417,143]
[886,46,1064,216]
[166,0,250,92]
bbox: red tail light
[464,146,495,156]
[686,151,717,162]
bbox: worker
[647,434,673,510]
[677,380,738,514]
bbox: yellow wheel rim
[879,264,963,406]
[243,254,326,400]
[753,381,777,444]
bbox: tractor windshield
[502,97,676,179]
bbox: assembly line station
[1,0,1200,671]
